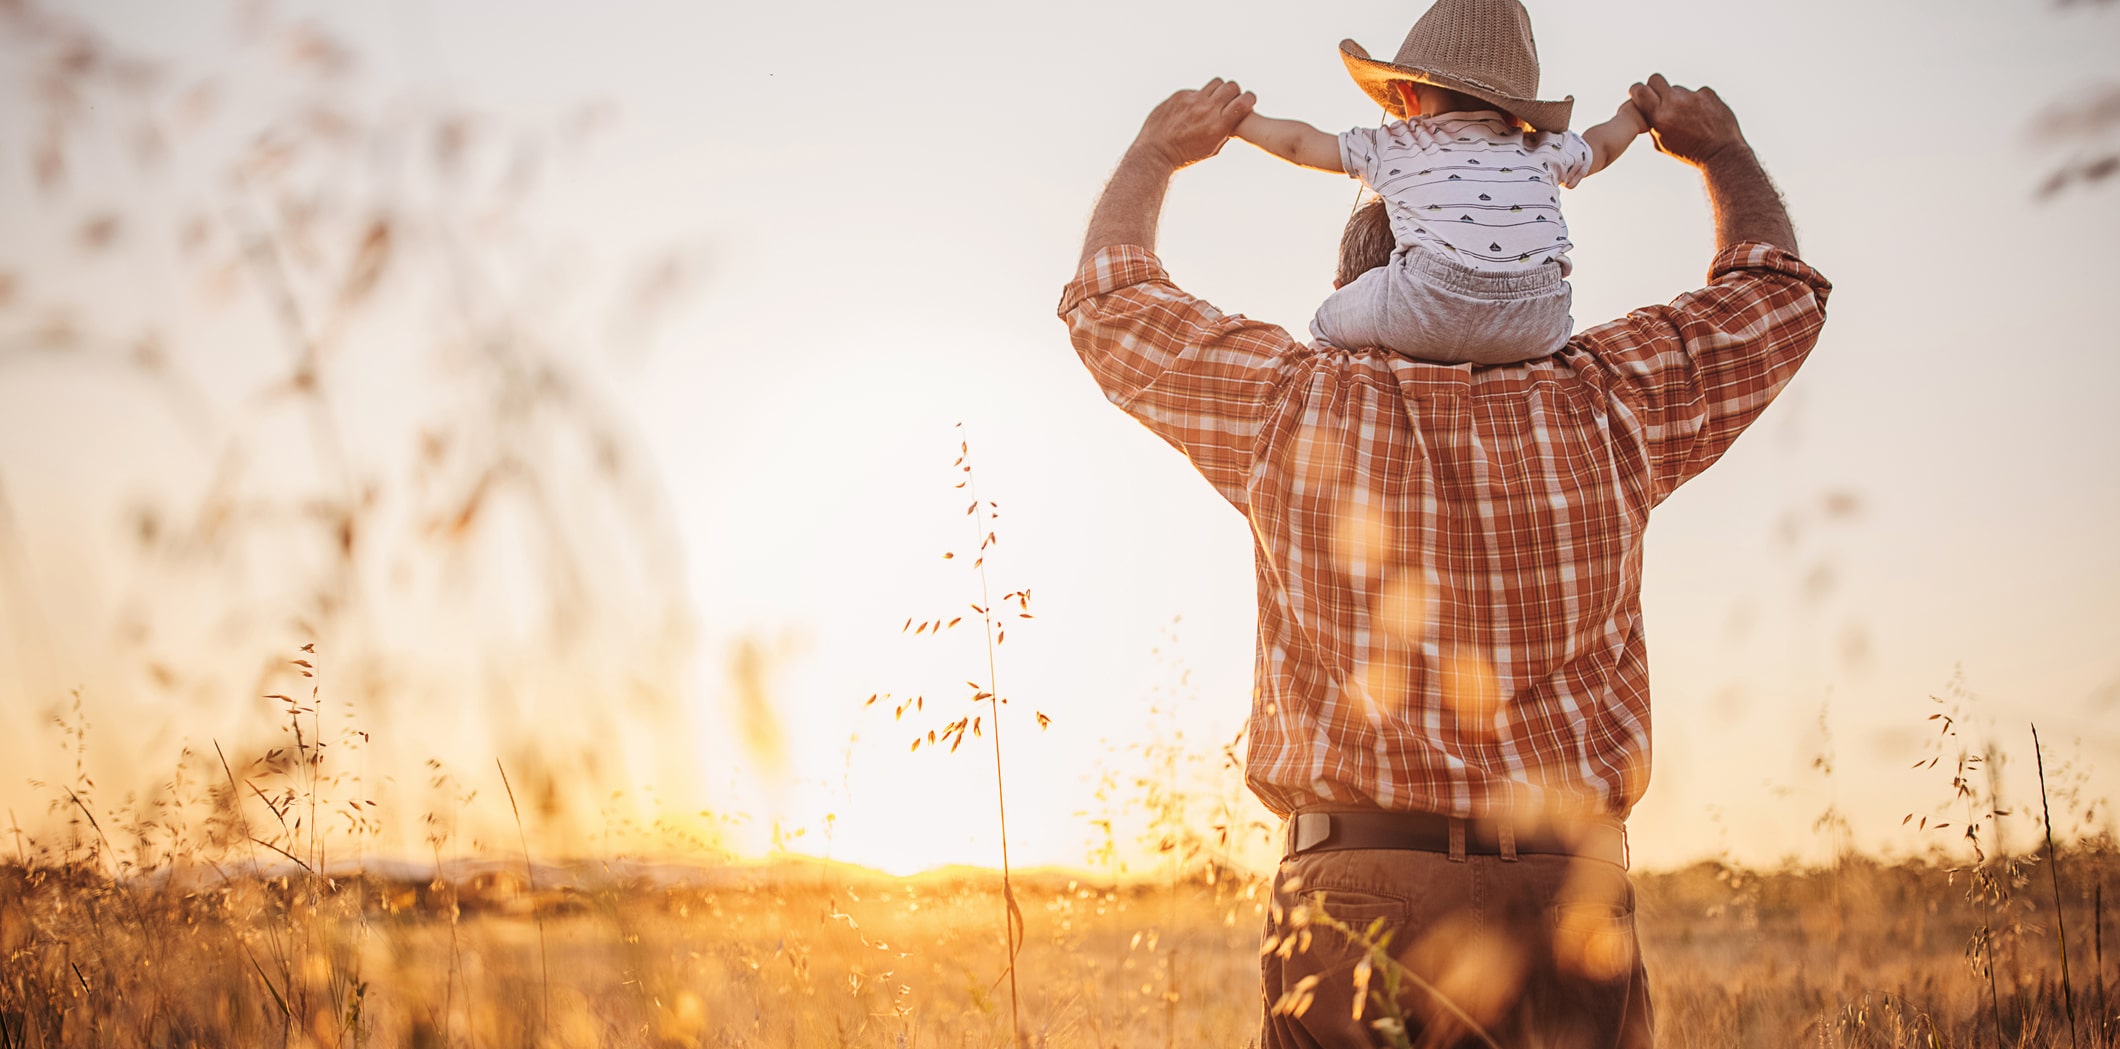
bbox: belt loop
[1290,813,1331,855]
[1498,820,1518,862]
[1447,817,1467,863]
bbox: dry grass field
[4,814,2116,1048]
[2,668,2117,1048]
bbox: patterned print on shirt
[1339,113,1593,274]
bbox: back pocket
[1550,901,1636,982]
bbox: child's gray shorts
[1310,246,1573,365]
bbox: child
[1235,0,1649,364]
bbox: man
[1058,74,1829,1047]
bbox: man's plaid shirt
[1059,242,1831,821]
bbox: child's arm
[1236,112,1344,173]
[1580,99,1650,178]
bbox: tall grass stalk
[2097,877,2108,1049]
[1298,907,1503,1049]
[1971,744,2008,1049]
[212,740,297,1016]
[957,425,1026,1048]
[497,759,552,1039]
[2035,724,2083,1048]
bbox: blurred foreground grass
[4,847,2116,1048]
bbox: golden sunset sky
[1,0,2116,876]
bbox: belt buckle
[1290,812,1332,854]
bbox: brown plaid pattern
[1059,242,1831,821]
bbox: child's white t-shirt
[1338,112,1593,276]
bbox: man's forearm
[1080,146,1179,267]
[1077,80,1256,268]
[1700,144,1797,255]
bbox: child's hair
[1395,80,1527,131]
[1336,196,1395,289]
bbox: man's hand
[1627,73,1744,170]
[1130,78,1257,171]
[1627,73,1797,255]
[1078,79,1255,266]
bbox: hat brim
[1339,39,1574,133]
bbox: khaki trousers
[1308,245,1573,364]
[1260,847,1652,1049]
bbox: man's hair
[1336,196,1394,289]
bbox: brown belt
[1283,810,1628,869]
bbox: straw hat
[1340,0,1574,132]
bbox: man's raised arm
[1079,79,1256,267]
[1585,75,1830,503]
[1062,79,1302,512]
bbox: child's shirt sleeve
[1337,126,1383,190]
[1551,131,1594,188]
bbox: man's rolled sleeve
[1581,242,1833,503]
[1058,246,1305,510]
